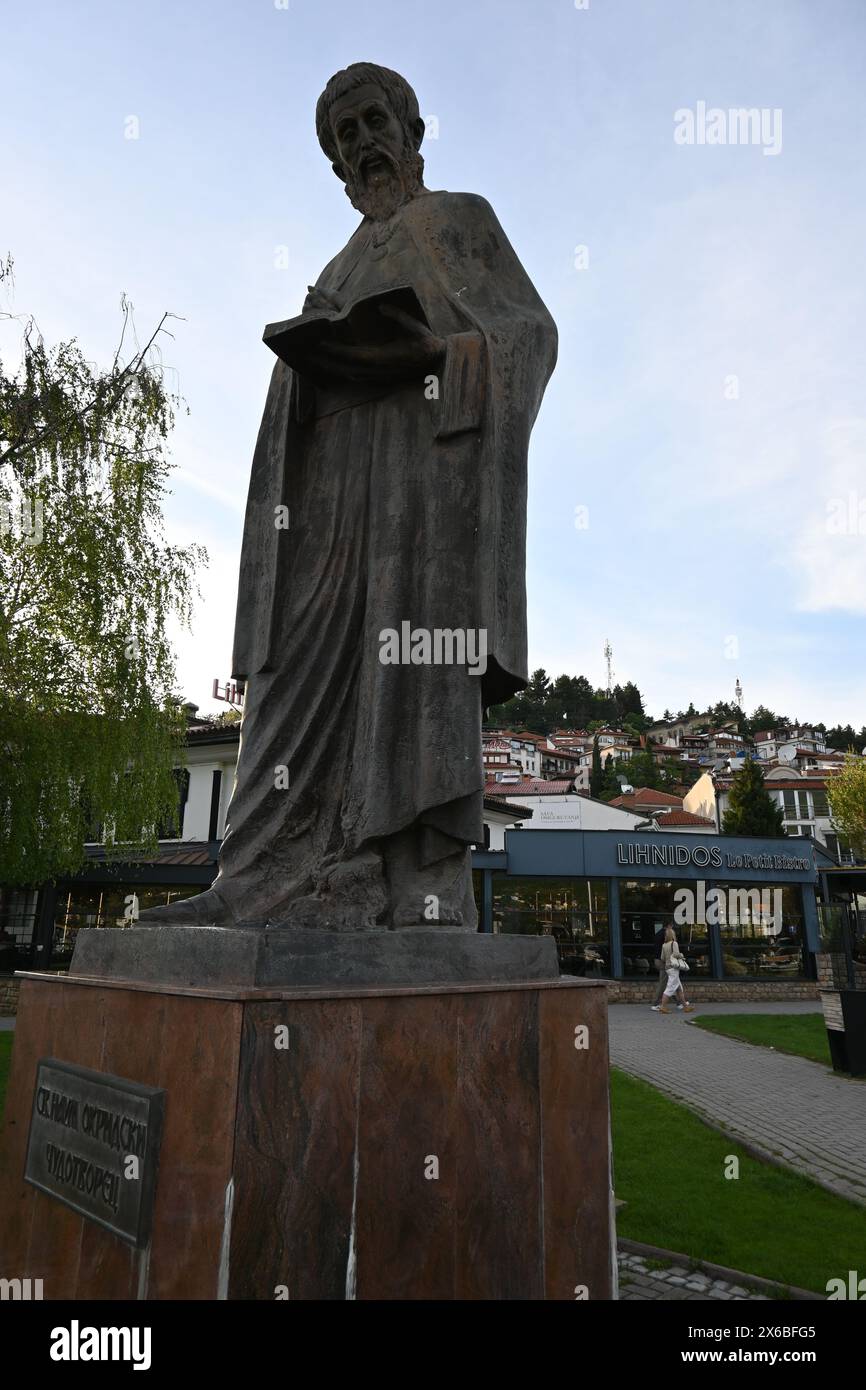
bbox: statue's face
[330,82,406,189]
[328,81,422,220]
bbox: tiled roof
[187,722,241,744]
[85,841,215,866]
[483,797,532,819]
[654,810,715,827]
[483,779,574,796]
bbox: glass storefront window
[491,876,609,977]
[620,880,712,978]
[717,883,807,978]
[50,884,203,968]
[0,888,39,972]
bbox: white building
[481,796,533,850]
[483,779,651,833]
[684,767,850,861]
[483,731,543,778]
[83,707,242,850]
[540,746,590,788]
[646,715,706,747]
[753,726,828,762]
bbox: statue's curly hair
[315,62,424,174]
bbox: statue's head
[316,62,426,221]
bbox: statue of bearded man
[142,62,557,931]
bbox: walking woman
[652,925,695,1014]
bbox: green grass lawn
[611,1067,866,1295]
[0,1031,13,1120]
[691,1012,832,1066]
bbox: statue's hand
[302,285,343,315]
[305,304,445,383]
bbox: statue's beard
[344,148,424,221]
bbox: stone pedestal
[0,946,615,1300]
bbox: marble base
[0,971,615,1300]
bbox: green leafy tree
[746,705,783,735]
[487,668,650,736]
[213,708,242,727]
[619,681,644,719]
[622,747,658,791]
[0,260,206,883]
[827,753,866,859]
[722,759,785,838]
[825,723,862,752]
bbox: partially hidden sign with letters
[24,1059,165,1247]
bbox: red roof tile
[483,779,574,796]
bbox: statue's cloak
[222,191,557,870]
[232,190,557,707]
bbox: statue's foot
[136,885,241,928]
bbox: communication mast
[604,640,614,697]
[734,677,743,709]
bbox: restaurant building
[473,826,836,1000]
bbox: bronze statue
[142,63,557,931]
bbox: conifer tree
[590,735,603,799]
[722,759,785,837]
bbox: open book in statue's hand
[263,284,440,386]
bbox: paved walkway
[608,1003,866,1206]
[618,1249,770,1301]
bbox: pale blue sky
[3,0,865,723]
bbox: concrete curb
[618,1237,822,1301]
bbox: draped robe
[218,190,557,920]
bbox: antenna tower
[604,640,614,697]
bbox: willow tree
[0,256,206,884]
